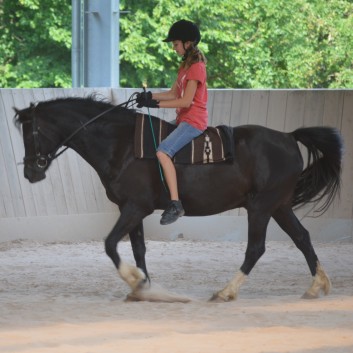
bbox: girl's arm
[155,80,198,109]
[152,82,178,101]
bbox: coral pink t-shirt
[175,62,208,131]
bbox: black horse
[14,96,343,301]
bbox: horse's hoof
[124,280,150,302]
[209,292,230,302]
[124,292,143,302]
[301,292,319,300]
[124,284,192,303]
[136,278,150,290]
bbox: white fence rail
[1,88,352,242]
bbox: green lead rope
[147,107,169,193]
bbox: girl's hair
[181,44,207,69]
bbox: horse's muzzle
[24,166,46,183]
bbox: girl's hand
[136,95,160,108]
[136,90,152,105]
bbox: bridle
[22,94,138,170]
[22,109,50,169]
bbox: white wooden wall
[1,88,352,242]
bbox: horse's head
[14,103,57,183]
[14,95,136,184]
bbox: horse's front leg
[105,206,148,292]
[210,271,247,302]
[211,211,270,302]
[129,222,150,282]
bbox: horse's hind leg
[211,211,271,302]
[272,206,331,298]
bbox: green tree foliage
[0,0,71,88]
[0,0,352,88]
[120,0,353,88]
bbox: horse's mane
[14,94,137,128]
[40,93,109,106]
[38,94,136,114]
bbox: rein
[24,94,138,169]
[23,91,169,195]
[48,103,120,161]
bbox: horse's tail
[291,127,343,214]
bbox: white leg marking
[212,271,246,302]
[118,261,146,291]
[302,261,331,299]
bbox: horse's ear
[13,102,36,113]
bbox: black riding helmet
[163,19,201,45]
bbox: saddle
[134,114,234,164]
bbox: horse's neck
[59,109,134,180]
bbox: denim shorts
[157,122,204,158]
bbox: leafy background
[1,0,352,88]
